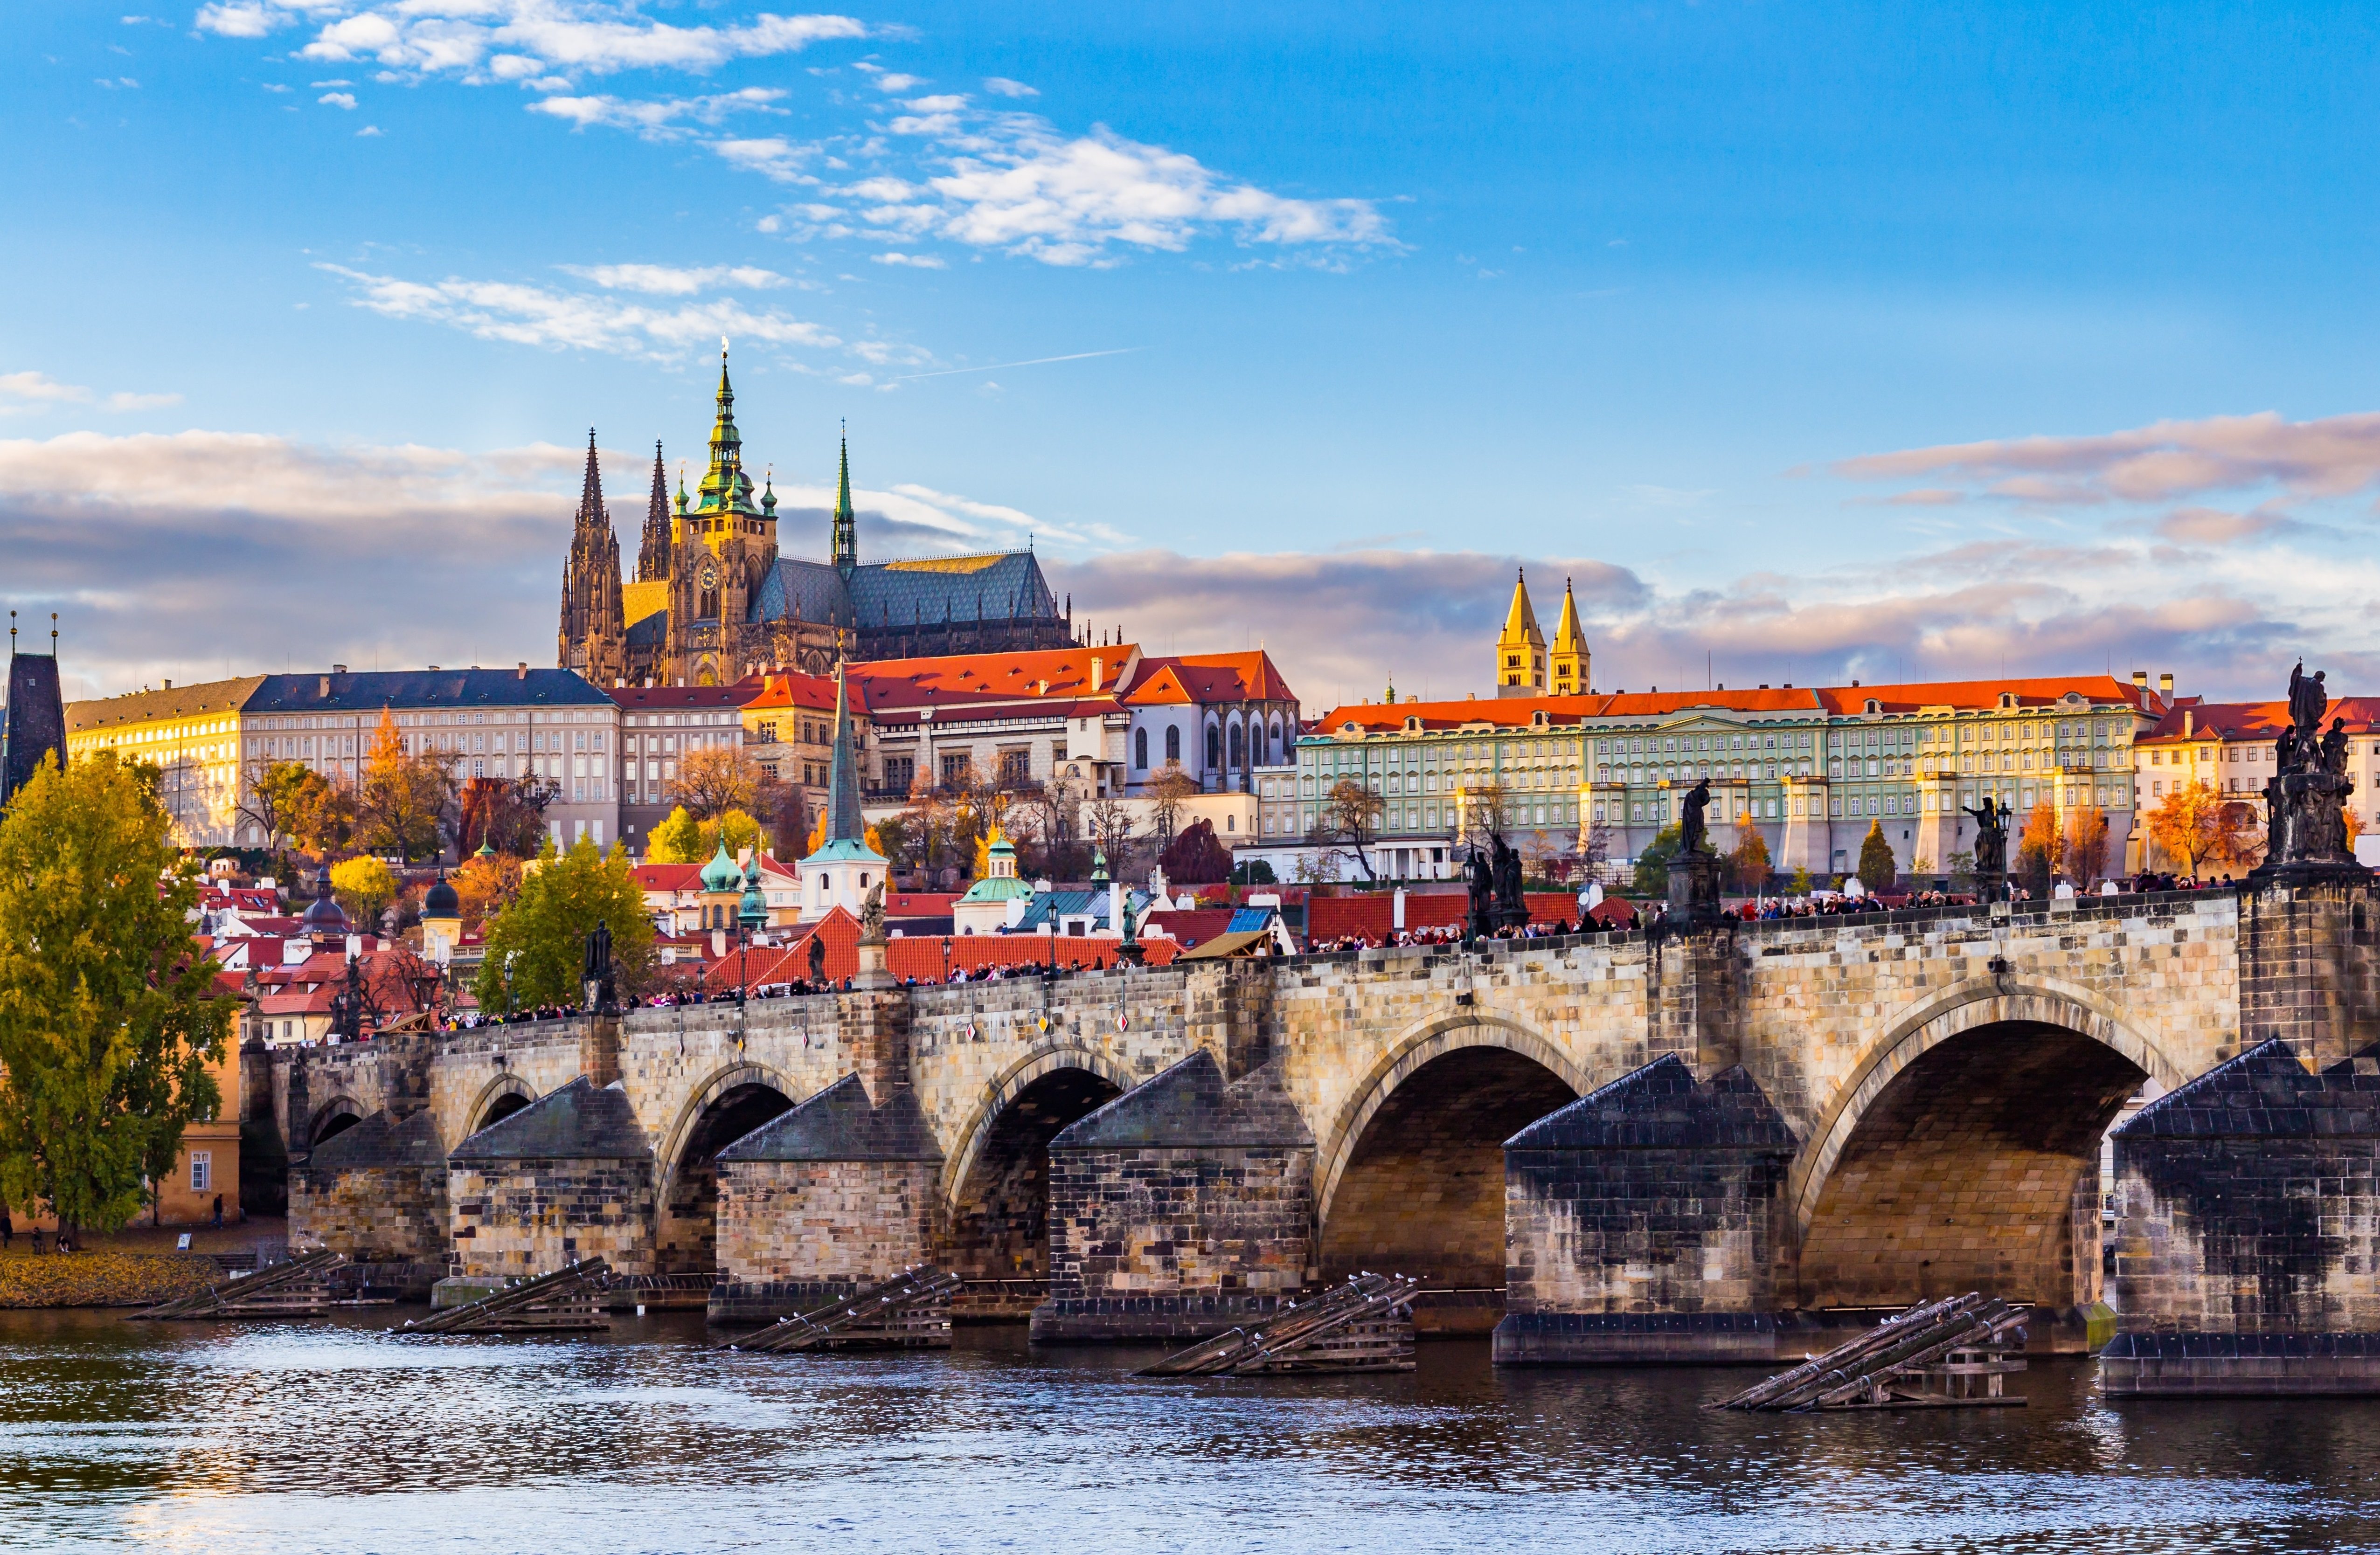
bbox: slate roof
[1011,887,1154,933]
[715,1073,942,1161]
[448,1075,652,1161]
[848,552,1059,630]
[244,668,614,714]
[305,1109,447,1170]
[2113,1039,2380,1139]
[1053,1050,1312,1149]
[1505,1055,1797,1151]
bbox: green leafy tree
[1788,864,1815,896]
[646,806,703,864]
[1632,825,1681,897]
[0,753,229,1235]
[472,839,655,1015]
[1857,821,1898,894]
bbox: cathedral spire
[696,338,754,517]
[831,422,858,577]
[1494,567,1547,698]
[575,428,605,528]
[638,441,670,581]
[1547,575,1590,696]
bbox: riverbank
[0,1216,288,1308]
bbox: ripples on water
[4,1310,2379,1553]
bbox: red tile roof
[1311,674,2157,734]
[735,669,867,715]
[1124,651,1297,706]
[2136,698,2380,744]
[1306,891,1583,940]
[607,683,762,711]
[852,645,1138,714]
[695,908,1181,990]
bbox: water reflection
[3,1311,2378,1552]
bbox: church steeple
[637,441,670,581]
[575,428,605,527]
[1494,567,1547,698]
[695,339,756,517]
[558,429,624,684]
[831,425,857,578]
[1548,576,1590,696]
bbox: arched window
[1269,719,1283,763]
[1134,727,1149,769]
[1206,724,1221,768]
[1228,723,1243,768]
[1166,726,1181,762]
[699,587,719,620]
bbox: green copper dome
[701,836,743,892]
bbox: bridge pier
[1030,1051,1315,1341]
[442,1076,658,1299]
[1495,1055,1798,1364]
[709,1073,944,1325]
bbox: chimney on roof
[332,665,347,675]
[163,678,172,689]
[1759,683,1769,689]
[1090,657,1103,691]
[2131,670,2148,690]
[2159,672,2174,697]
[1851,678,1860,687]
[318,676,330,696]
[2183,710,2194,737]
[517,663,528,680]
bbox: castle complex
[559,347,1078,689]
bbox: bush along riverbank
[0,1252,218,1308]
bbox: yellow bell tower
[1494,569,1547,697]
[1548,576,1590,696]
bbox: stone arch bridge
[267,881,2380,1372]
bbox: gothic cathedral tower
[1494,568,1547,697]
[557,430,626,685]
[661,344,782,686]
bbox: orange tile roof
[1124,651,1297,706]
[1311,674,2155,734]
[851,644,1137,713]
[2137,697,2380,744]
[736,669,867,715]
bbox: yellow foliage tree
[329,856,398,926]
[646,807,702,864]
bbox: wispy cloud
[0,371,181,416]
[316,263,840,360]
[528,85,786,140]
[981,77,1037,98]
[196,2,867,84]
[318,90,356,108]
[1833,409,2380,506]
[556,263,791,295]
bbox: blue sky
[8,2,2380,707]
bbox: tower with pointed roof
[831,427,858,579]
[654,343,784,687]
[797,659,887,920]
[636,441,671,583]
[1547,576,1591,696]
[557,429,626,687]
[1494,569,1547,698]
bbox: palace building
[559,347,1080,689]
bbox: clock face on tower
[697,558,719,592]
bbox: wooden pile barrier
[397,1260,612,1336]
[1138,1273,1421,1378]
[127,1250,345,1321]
[1711,1293,2029,1411]
[716,1268,961,1354]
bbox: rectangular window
[190,1152,211,1193]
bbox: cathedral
[559,348,1080,687]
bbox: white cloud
[201,2,867,83]
[982,77,1036,98]
[356,124,382,136]
[319,90,356,108]
[853,110,1391,266]
[0,372,182,416]
[527,85,785,140]
[316,263,850,362]
[711,135,816,181]
[870,251,944,269]
[557,263,790,294]
[309,77,351,86]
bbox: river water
[5,1309,2379,1554]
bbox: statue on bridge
[1680,778,1714,858]
[581,919,617,1015]
[861,881,887,945]
[1964,799,2010,897]
[2260,663,2366,880]
[1493,834,1528,930]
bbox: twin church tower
[1493,570,1591,697]
[558,346,1077,688]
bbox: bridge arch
[1315,1013,1586,1308]
[654,1060,801,1274]
[306,1095,367,1148]
[461,1073,537,1138]
[1789,977,2186,1328]
[941,1044,1133,1289]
